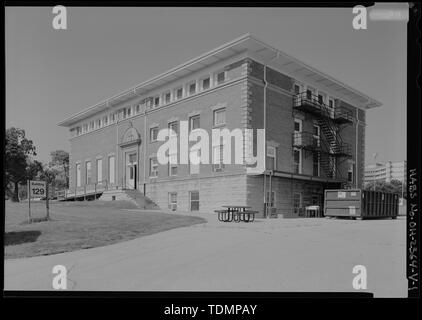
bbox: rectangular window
[153,97,160,108]
[127,107,131,117]
[135,104,140,114]
[150,157,158,177]
[348,163,354,183]
[76,163,81,187]
[83,124,88,133]
[313,153,320,177]
[188,82,196,96]
[168,192,177,211]
[164,92,171,104]
[294,119,302,145]
[313,124,320,148]
[189,149,200,175]
[201,77,210,90]
[293,148,302,174]
[108,156,115,184]
[328,98,334,109]
[216,71,226,85]
[266,146,276,171]
[168,121,179,136]
[190,191,200,211]
[76,127,82,135]
[146,98,153,109]
[89,121,94,130]
[212,144,225,172]
[293,83,302,94]
[150,127,159,142]
[293,192,302,214]
[96,158,103,182]
[85,161,92,185]
[103,116,108,126]
[96,119,101,128]
[306,86,316,100]
[294,121,301,132]
[318,92,326,105]
[168,151,178,176]
[189,115,200,131]
[111,113,116,123]
[213,108,226,126]
[175,87,183,100]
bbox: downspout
[355,108,361,189]
[115,105,120,189]
[143,106,147,196]
[263,51,280,217]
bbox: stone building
[58,34,382,217]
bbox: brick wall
[68,60,250,191]
[247,175,326,217]
[146,173,247,213]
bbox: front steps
[100,189,160,210]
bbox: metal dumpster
[324,189,399,219]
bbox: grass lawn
[5,200,206,259]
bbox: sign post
[46,183,50,220]
[27,180,31,224]
[28,180,47,223]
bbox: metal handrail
[293,92,353,122]
[59,179,110,199]
[294,92,350,153]
[292,131,351,156]
[292,132,321,149]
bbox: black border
[2,1,421,308]
[406,2,421,299]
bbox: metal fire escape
[292,92,353,182]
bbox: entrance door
[126,153,137,189]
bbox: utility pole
[401,160,405,202]
[372,152,378,192]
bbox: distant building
[364,160,407,184]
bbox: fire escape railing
[293,92,354,180]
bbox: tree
[5,128,39,202]
[48,150,69,189]
[364,179,406,198]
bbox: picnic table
[305,205,322,218]
[215,205,257,223]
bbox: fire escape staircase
[292,92,353,181]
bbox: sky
[5,5,407,165]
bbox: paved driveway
[4,214,406,297]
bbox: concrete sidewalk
[4,214,406,297]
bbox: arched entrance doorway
[120,125,142,190]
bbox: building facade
[59,34,382,217]
[364,161,407,184]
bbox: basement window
[168,192,177,211]
[190,191,199,211]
